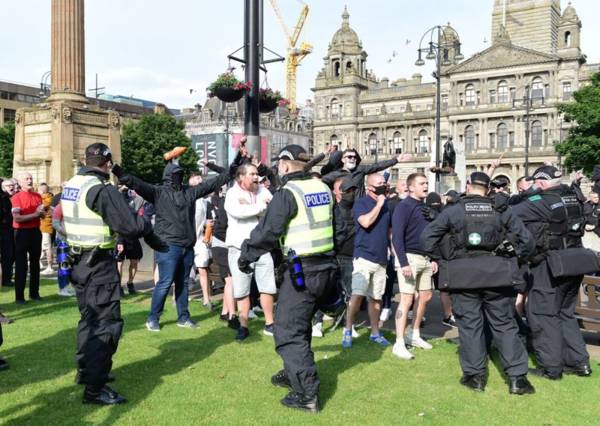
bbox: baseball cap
[491,176,509,188]
[468,172,491,188]
[272,144,310,162]
[532,165,562,181]
[85,143,112,162]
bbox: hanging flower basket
[207,72,251,103]
[258,88,288,113]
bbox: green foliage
[556,72,600,174]
[121,113,198,184]
[0,120,15,177]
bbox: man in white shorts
[225,163,275,341]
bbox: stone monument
[13,0,121,190]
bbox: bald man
[11,172,44,303]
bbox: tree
[556,72,600,174]
[121,113,199,184]
[0,121,15,178]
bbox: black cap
[272,144,310,162]
[85,143,112,162]
[468,172,491,188]
[425,192,442,208]
[491,176,509,188]
[532,165,562,181]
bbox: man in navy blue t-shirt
[342,173,391,348]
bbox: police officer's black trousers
[451,288,528,378]
[71,252,124,387]
[0,228,14,286]
[527,262,589,375]
[274,262,337,397]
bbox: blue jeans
[148,245,194,323]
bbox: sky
[2,0,599,109]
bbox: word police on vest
[304,192,331,208]
[61,187,81,202]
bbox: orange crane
[268,0,312,113]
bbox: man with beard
[321,149,410,197]
[113,147,242,332]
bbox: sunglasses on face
[344,155,357,160]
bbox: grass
[1,280,600,425]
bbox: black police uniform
[421,192,536,392]
[69,166,158,402]
[239,170,344,412]
[512,183,590,378]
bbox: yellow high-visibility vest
[281,179,334,257]
[61,175,116,249]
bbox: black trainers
[281,391,320,413]
[82,385,127,405]
[0,357,9,371]
[271,369,291,389]
[127,283,137,295]
[508,375,535,395]
[263,323,274,336]
[442,315,458,328]
[228,316,241,330]
[235,326,250,342]
[460,374,486,392]
[119,286,126,298]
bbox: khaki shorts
[396,253,433,294]
[351,257,387,300]
[41,233,52,251]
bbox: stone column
[49,0,87,102]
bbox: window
[334,61,340,77]
[330,98,341,118]
[498,81,509,103]
[3,109,16,122]
[441,95,448,110]
[418,130,429,154]
[330,134,338,149]
[465,125,475,152]
[497,123,508,150]
[531,77,544,99]
[392,131,402,154]
[531,121,543,147]
[562,82,572,100]
[489,90,496,104]
[368,133,377,156]
[565,31,572,47]
[465,84,476,105]
[509,87,516,102]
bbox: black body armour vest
[559,185,585,244]
[453,197,503,258]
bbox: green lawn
[1,280,599,425]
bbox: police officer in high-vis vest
[62,143,166,405]
[512,165,592,380]
[238,145,342,413]
[421,172,536,395]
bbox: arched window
[392,131,402,154]
[418,129,428,154]
[565,31,572,47]
[531,76,544,99]
[465,84,476,106]
[497,123,508,149]
[531,121,543,147]
[368,133,377,156]
[346,61,353,71]
[497,80,509,103]
[330,98,341,118]
[330,134,338,148]
[334,61,341,77]
[465,125,475,152]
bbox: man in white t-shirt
[225,163,275,341]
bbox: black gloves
[144,232,169,253]
[111,163,125,179]
[237,257,253,274]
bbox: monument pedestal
[13,101,121,190]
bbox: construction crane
[269,0,312,113]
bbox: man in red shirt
[11,172,44,304]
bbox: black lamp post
[415,25,463,192]
[512,85,534,176]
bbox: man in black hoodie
[113,150,241,332]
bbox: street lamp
[415,24,463,192]
[512,85,533,176]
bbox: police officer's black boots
[280,391,320,414]
[0,357,9,371]
[528,367,562,380]
[563,363,592,377]
[460,374,486,392]
[271,369,292,389]
[83,385,127,405]
[127,282,137,295]
[508,376,535,395]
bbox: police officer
[512,165,592,379]
[420,172,536,394]
[238,145,341,413]
[62,143,166,405]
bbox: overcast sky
[2,0,599,109]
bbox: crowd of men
[1,141,600,413]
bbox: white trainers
[392,342,415,360]
[405,329,433,350]
[248,309,258,320]
[351,325,359,338]
[312,322,323,338]
[379,308,391,322]
[41,267,55,276]
[58,287,75,297]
